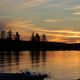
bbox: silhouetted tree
[15,32,20,40]
[1,31,5,39]
[35,33,40,42]
[31,32,35,42]
[7,30,12,40]
[41,34,47,42]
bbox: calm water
[0,51,80,80]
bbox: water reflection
[14,51,20,66]
[29,51,47,66]
[0,51,47,73]
[0,51,80,80]
[0,51,20,73]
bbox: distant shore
[0,39,80,51]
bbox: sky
[0,0,80,43]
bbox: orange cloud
[44,19,62,23]
[73,12,80,15]
[0,19,80,43]
[1,19,44,40]
[37,29,80,43]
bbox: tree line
[0,30,20,40]
[0,31,47,42]
[31,32,47,42]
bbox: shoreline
[0,39,80,51]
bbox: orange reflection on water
[0,51,80,80]
[47,51,80,67]
[46,51,80,79]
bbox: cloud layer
[0,0,80,43]
[0,18,80,43]
[44,19,62,23]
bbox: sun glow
[0,19,80,43]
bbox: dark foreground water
[0,51,80,80]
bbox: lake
[0,51,80,80]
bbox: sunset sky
[0,0,80,43]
